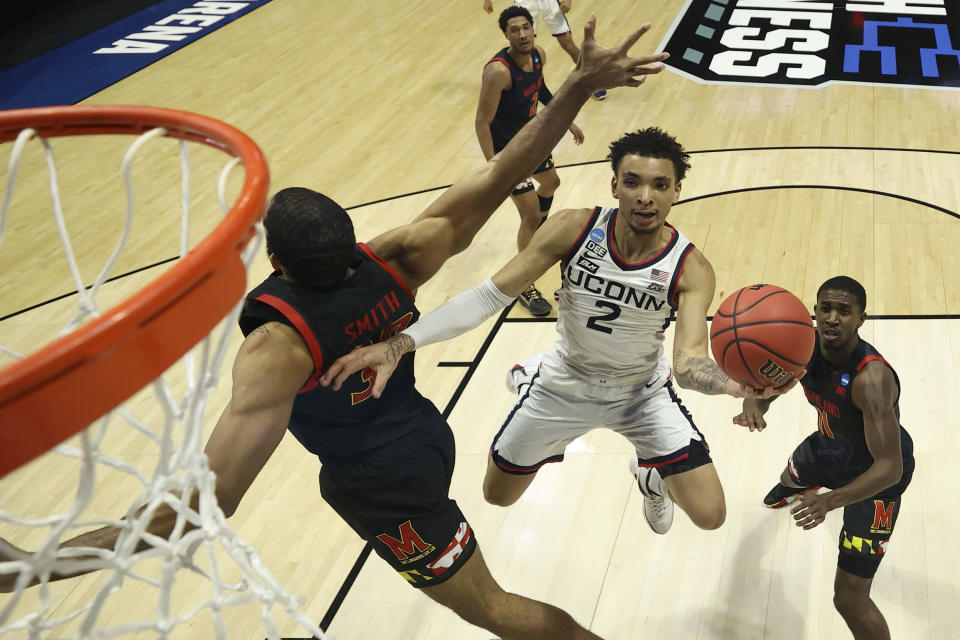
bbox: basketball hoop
[0,105,327,639]
[0,105,268,478]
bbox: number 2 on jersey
[586,300,621,334]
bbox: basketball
[710,284,815,388]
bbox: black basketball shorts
[786,432,914,579]
[511,154,555,196]
[318,404,477,588]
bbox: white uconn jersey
[552,207,695,383]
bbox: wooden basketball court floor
[1,1,959,638]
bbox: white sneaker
[628,455,674,535]
[505,354,543,394]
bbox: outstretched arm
[369,16,668,290]
[202,323,312,516]
[537,68,584,144]
[0,323,312,592]
[673,251,799,398]
[322,208,591,395]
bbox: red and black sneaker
[763,483,820,508]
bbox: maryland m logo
[376,520,435,563]
[871,500,896,533]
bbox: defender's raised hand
[574,15,669,91]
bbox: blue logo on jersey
[840,374,850,387]
[589,228,605,242]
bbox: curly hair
[263,187,356,288]
[499,5,534,31]
[607,127,692,182]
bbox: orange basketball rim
[0,105,269,478]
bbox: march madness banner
[657,0,960,89]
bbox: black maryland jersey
[800,333,913,473]
[239,244,425,460]
[488,47,544,152]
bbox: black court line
[315,544,372,634]
[342,144,960,210]
[8,146,960,636]
[7,180,958,324]
[678,183,960,221]
[868,314,960,320]
[316,305,960,634]
[504,316,558,323]
[690,145,960,156]
[0,187,439,324]
[7,145,959,322]
[502,313,960,322]
[438,302,517,421]
[0,256,178,323]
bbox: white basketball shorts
[491,352,708,474]
[514,0,571,36]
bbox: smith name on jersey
[554,207,694,383]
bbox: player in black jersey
[734,276,914,640]
[0,16,669,638]
[482,1,608,101]
[476,6,585,316]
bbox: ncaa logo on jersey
[836,373,851,396]
[589,228,605,243]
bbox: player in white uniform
[493,211,700,489]
[483,0,607,100]
[322,128,794,534]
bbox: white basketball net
[0,126,326,639]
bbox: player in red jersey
[482,1,607,101]
[735,276,915,640]
[1,16,667,639]
[477,5,585,315]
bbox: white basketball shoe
[629,454,674,535]
[505,353,544,395]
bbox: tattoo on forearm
[251,325,271,336]
[676,356,731,395]
[385,334,415,365]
